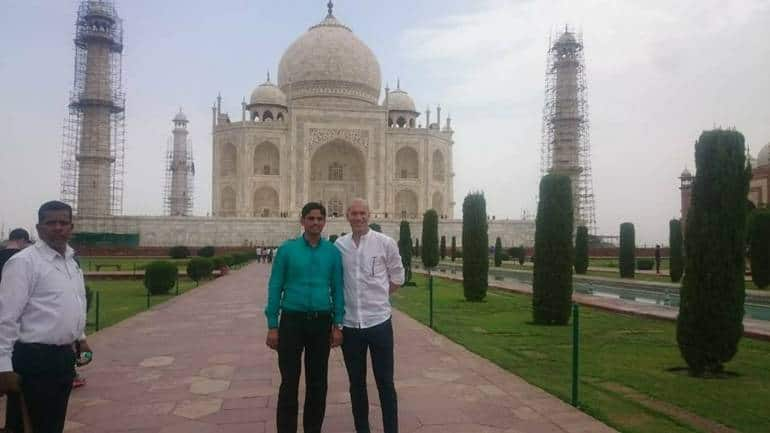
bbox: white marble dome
[387,88,416,112]
[250,79,287,107]
[757,143,770,167]
[277,11,381,105]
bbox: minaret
[679,168,693,235]
[165,109,195,216]
[61,0,126,216]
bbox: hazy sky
[1,0,769,245]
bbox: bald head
[347,198,369,213]
[346,198,370,235]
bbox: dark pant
[342,318,398,433]
[5,342,76,433]
[277,311,332,433]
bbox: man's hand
[266,329,279,351]
[389,281,399,294]
[76,339,94,366]
[330,327,343,348]
[0,371,21,395]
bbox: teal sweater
[264,235,345,328]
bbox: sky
[1,0,769,245]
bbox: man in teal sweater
[265,202,345,433]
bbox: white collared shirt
[0,242,87,372]
[335,230,405,329]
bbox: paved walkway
[1,262,617,433]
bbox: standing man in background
[265,202,345,433]
[0,201,92,433]
[0,228,31,283]
[335,198,404,433]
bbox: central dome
[277,10,381,106]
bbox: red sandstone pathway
[4,263,617,433]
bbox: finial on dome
[266,70,271,83]
[397,78,400,90]
[327,1,334,17]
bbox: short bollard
[95,291,101,331]
[572,303,580,407]
[429,272,434,329]
[146,287,151,309]
[175,274,180,296]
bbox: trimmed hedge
[494,237,503,267]
[212,256,227,270]
[749,209,770,288]
[636,258,654,270]
[440,236,447,260]
[169,245,190,259]
[144,261,178,295]
[197,246,216,257]
[421,209,439,268]
[574,226,589,274]
[532,174,573,325]
[669,219,684,283]
[398,221,413,284]
[450,236,457,262]
[462,192,489,301]
[187,257,214,283]
[678,129,748,375]
[619,223,635,278]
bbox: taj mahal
[69,2,535,248]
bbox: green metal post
[146,286,150,309]
[429,272,434,329]
[95,291,100,331]
[572,303,580,407]
[176,274,180,296]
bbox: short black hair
[8,228,29,242]
[38,201,73,224]
[301,202,326,218]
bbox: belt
[15,341,73,350]
[281,310,331,319]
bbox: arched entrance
[395,189,418,219]
[253,186,279,217]
[310,139,366,217]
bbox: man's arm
[0,257,32,393]
[264,245,287,329]
[385,237,405,292]
[331,248,345,326]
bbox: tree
[451,236,457,262]
[369,223,382,233]
[749,209,770,288]
[440,236,447,260]
[414,238,420,257]
[398,221,413,285]
[678,129,749,375]
[532,174,574,325]
[574,225,589,274]
[462,192,489,301]
[619,223,635,278]
[669,219,684,283]
[421,209,439,268]
[494,237,503,267]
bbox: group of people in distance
[0,198,403,433]
[255,245,275,264]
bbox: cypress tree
[494,237,503,267]
[532,174,574,325]
[574,225,589,274]
[369,223,382,233]
[440,235,447,261]
[619,223,635,278]
[669,219,684,283]
[421,210,439,268]
[451,236,457,262]
[462,192,489,301]
[517,245,526,265]
[678,129,749,375]
[415,238,420,258]
[749,209,770,288]
[399,221,413,285]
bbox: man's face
[346,202,370,232]
[36,209,73,251]
[301,209,326,236]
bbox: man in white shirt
[335,198,404,433]
[0,201,92,433]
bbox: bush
[532,174,574,325]
[669,219,684,283]
[619,223,635,278]
[187,257,214,283]
[329,234,339,243]
[636,258,654,270]
[399,221,413,284]
[748,209,770,288]
[369,223,382,233]
[440,236,447,260]
[450,236,457,262]
[212,256,227,270]
[574,226,589,274]
[494,237,503,267]
[169,245,190,259]
[197,246,216,257]
[223,255,234,267]
[144,261,178,295]
[421,209,439,268]
[85,285,94,313]
[462,192,489,301]
[414,239,420,258]
[678,129,749,375]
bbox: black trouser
[5,341,76,433]
[277,311,332,433]
[342,318,398,433]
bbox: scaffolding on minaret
[60,0,126,216]
[163,110,195,216]
[540,26,596,234]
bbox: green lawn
[392,275,770,433]
[85,278,198,331]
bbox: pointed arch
[220,186,236,217]
[395,146,419,179]
[221,143,237,177]
[432,150,445,181]
[253,186,279,217]
[254,141,280,175]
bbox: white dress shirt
[335,230,405,329]
[0,241,87,372]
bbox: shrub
[669,219,684,283]
[212,256,227,270]
[169,245,190,259]
[678,129,749,375]
[197,246,216,257]
[329,234,339,243]
[85,285,94,313]
[450,236,457,262]
[619,223,635,278]
[398,221,413,284]
[636,258,654,270]
[462,192,488,301]
[421,209,439,268]
[144,261,178,295]
[494,237,503,267]
[369,223,382,233]
[749,209,770,288]
[414,239,420,258]
[440,236,447,260]
[223,255,234,267]
[532,174,573,325]
[574,226,589,274]
[187,257,214,283]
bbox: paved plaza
[1,263,616,433]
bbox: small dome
[557,30,577,45]
[387,87,416,113]
[680,167,692,178]
[757,142,770,168]
[173,109,188,122]
[249,77,287,107]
